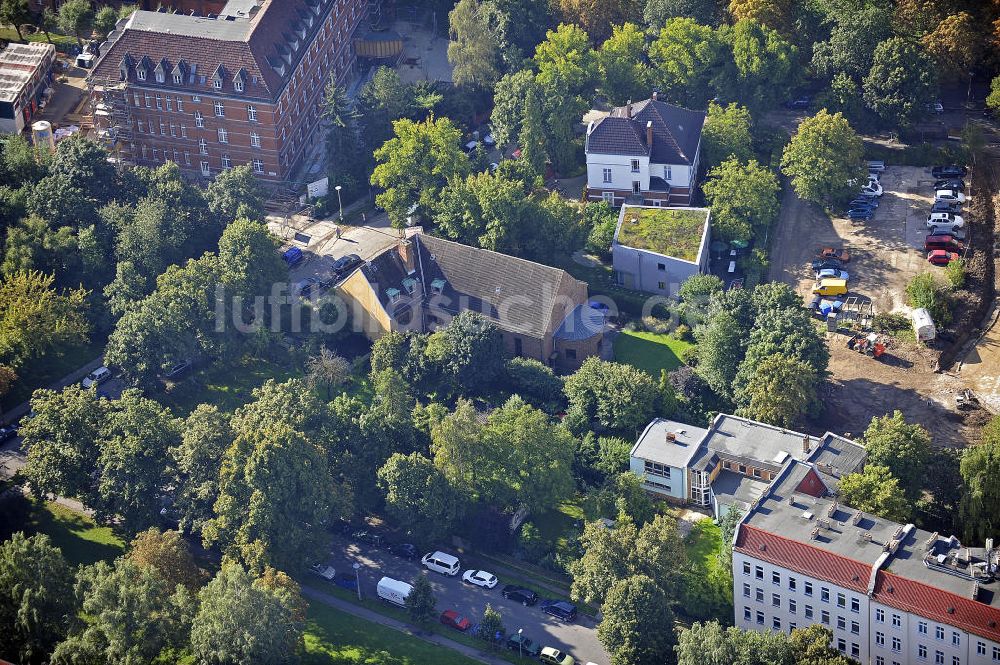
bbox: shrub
[906,273,952,326]
[641,315,674,334]
[945,258,966,289]
[672,324,692,342]
[680,345,699,366]
[873,312,910,332]
[506,357,565,408]
[518,521,548,561]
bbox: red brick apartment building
[88,0,367,182]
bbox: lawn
[25,501,124,567]
[304,603,481,665]
[532,498,585,552]
[613,329,693,377]
[616,207,709,262]
[0,27,78,50]
[685,518,723,573]
[3,337,105,410]
[156,355,302,416]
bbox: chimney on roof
[646,120,653,150]
[802,436,811,454]
[666,431,676,442]
[626,100,632,119]
[652,91,658,101]
[398,239,415,274]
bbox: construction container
[912,308,936,341]
[31,120,55,153]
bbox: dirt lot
[769,166,986,446]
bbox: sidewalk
[301,584,511,665]
[2,354,104,425]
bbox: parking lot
[771,165,941,313]
[315,536,610,665]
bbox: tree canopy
[780,110,865,208]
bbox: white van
[376,576,413,607]
[82,366,112,389]
[421,551,460,576]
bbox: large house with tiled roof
[87,0,366,182]
[584,94,706,207]
[733,456,1000,665]
[336,230,605,374]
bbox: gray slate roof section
[703,414,820,470]
[553,304,604,341]
[808,434,867,479]
[360,246,411,314]
[586,98,706,165]
[712,469,768,508]
[128,11,255,40]
[630,418,709,468]
[413,234,581,339]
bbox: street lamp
[352,562,362,601]
[518,628,523,658]
[335,185,343,222]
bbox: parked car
[931,200,962,214]
[388,543,418,559]
[501,585,539,606]
[866,170,881,182]
[860,182,883,197]
[351,530,385,547]
[331,253,362,278]
[282,246,304,267]
[310,564,336,581]
[440,610,472,631]
[540,600,578,622]
[929,226,967,241]
[934,178,965,192]
[812,279,848,297]
[539,646,575,665]
[422,551,461,576]
[926,100,944,114]
[925,234,963,252]
[935,189,966,204]
[932,165,967,179]
[847,208,874,220]
[867,160,886,173]
[927,212,964,228]
[506,633,541,657]
[819,248,850,262]
[927,250,960,266]
[163,361,191,379]
[811,258,842,271]
[82,366,112,389]
[462,569,499,589]
[816,268,849,281]
[784,96,810,110]
[293,277,319,298]
[849,197,878,210]
[0,425,17,443]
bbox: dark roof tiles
[587,98,706,165]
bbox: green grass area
[0,27,78,50]
[304,603,481,665]
[156,355,302,416]
[25,501,124,567]
[613,330,693,377]
[616,206,708,262]
[681,517,734,623]
[685,518,723,573]
[3,337,105,410]
[532,499,585,553]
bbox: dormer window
[386,288,401,303]
[402,278,417,295]
[431,278,446,295]
[213,78,223,90]
[234,79,244,92]
[155,71,165,83]
[173,73,182,84]
[136,67,146,81]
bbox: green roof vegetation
[616,206,708,262]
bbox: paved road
[317,536,610,665]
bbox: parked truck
[377,576,413,607]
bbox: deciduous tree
[736,353,817,427]
[780,109,865,208]
[564,357,662,435]
[406,574,437,623]
[553,0,642,44]
[126,529,203,591]
[837,465,911,522]
[701,102,754,172]
[597,23,650,105]
[447,0,501,87]
[306,347,352,400]
[378,452,462,543]
[648,18,725,108]
[0,270,88,371]
[863,37,938,128]
[702,158,779,243]
[598,575,677,665]
[811,6,893,80]
[959,418,1000,543]
[206,164,265,226]
[860,411,931,501]
[171,404,233,535]
[921,12,981,80]
[0,0,31,41]
[723,19,798,113]
[728,0,792,33]
[644,0,719,30]
[56,0,92,47]
[92,5,118,39]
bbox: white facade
[628,456,686,501]
[611,206,711,296]
[585,152,694,200]
[734,550,1000,665]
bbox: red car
[924,234,963,252]
[927,250,959,266]
[819,247,850,263]
[440,610,472,631]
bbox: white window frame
[221,154,232,170]
[214,101,225,117]
[247,104,257,121]
[136,67,146,81]
[194,111,204,128]
[250,131,261,148]
[217,127,228,144]
[602,168,612,184]
[200,161,210,176]
[252,158,264,173]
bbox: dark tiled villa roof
[586,98,706,165]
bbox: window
[630,159,640,173]
[755,566,763,580]
[877,657,885,665]
[837,593,846,608]
[755,611,764,626]
[804,582,813,597]
[918,645,927,659]
[136,119,144,133]
[789,623,796,633]
[247,105,257,121]
[919,622,928,635]
[656,262,666,271]
[217,127,228,143]
[156,94,162,110]
[876,608,885,623]
[851,621,859,635]
[250,131,261,147]
[743,562,751,577]
[821,588,830,603]
[934,652,943,665]
[876,632,885,647]
[936,627,944,641]
[788,577,797,592]
[169,123,176,137]
[166,97,173,112]
[158,121,165,135]
[183,151,190,166]
[771,593,780,608]
[566,349,577,360]
[221,154,232,169]
[837,639,845,653]
[754,587,764,602]
[665,165,671,179]
[192,94,200,103]
[152,147,159,160]
[200,161,210,176]
[788,599,796,614]
[173,72,182,84]
[252,158,263,173]
[744,607,751,622]
[194,111,204,128]
[214,101,225,117]
[851,597,860,613]
[977,642,986,656]
[602,168,612,184]
[137,67,146,81]
[155,71,164,83]
[772,617,781,631]
[891,637,901,653]
[144,93,151,108]
[821,610,829,625]
[141,144,147,159]
[851,644,860,659]
[180,125,187,138]
[213,77,223,89]
[198,138,207,155]
[804,605,813,619]
[657,281,666,290]
[644,461,671,479]
[892,614,901,628]
[772,572,781,586]
[177,97,184,112]
[994,646,1000,661]
[133,92,141,106]
[837,616,845,631]
[951,632,959,647]
[952,658,960,665]
[235,79,244,92]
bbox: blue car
[847,208,873,220]
[282,247,304,267]
[849,198,877,210]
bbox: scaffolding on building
[89,77,134,168]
